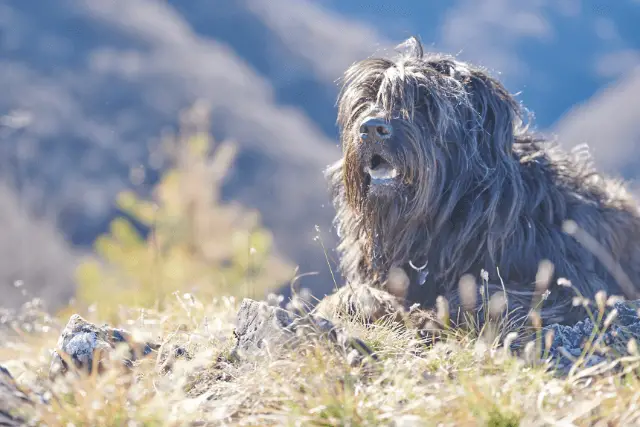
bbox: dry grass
[3,289,640,427]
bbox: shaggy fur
[326,36,640,326]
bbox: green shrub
[68,102,294,322]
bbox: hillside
[0,0,347,308]
[1,0,639,312]
[4,275,640,426]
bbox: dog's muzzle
[359,116,399,186]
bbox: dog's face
[344,109,419,201]
[334,37,523,227]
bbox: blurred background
[0,0,639,316]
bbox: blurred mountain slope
[0,0,638,309]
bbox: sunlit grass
[4,287,640,427]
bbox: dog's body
[326,37,640,326]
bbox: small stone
[230,298,376,365]
[49,314,162,379]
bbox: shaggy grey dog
[325,36,640,326]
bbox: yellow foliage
[69,102,294,322]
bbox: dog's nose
[359,117,392,140]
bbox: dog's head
[331,37,526,228]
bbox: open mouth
[364,154,398,185]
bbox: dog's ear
[395,36,424,59]
[464,71,521,156]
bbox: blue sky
[321,0,640,128]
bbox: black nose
[359,117,392,140]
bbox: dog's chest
[399,259,440,309]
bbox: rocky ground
[3,286,640,426]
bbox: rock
[0,365,32,426]
[232,298,296,355]
[49,314,161,378]
[231,298,376,366]
[541,300,640,374]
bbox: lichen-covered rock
[232,298,296,355]
[541,300,640,374]
[0,365,32,426]
[231,298,376,366]
[49,314,160,378]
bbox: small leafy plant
[70,102,294,322]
